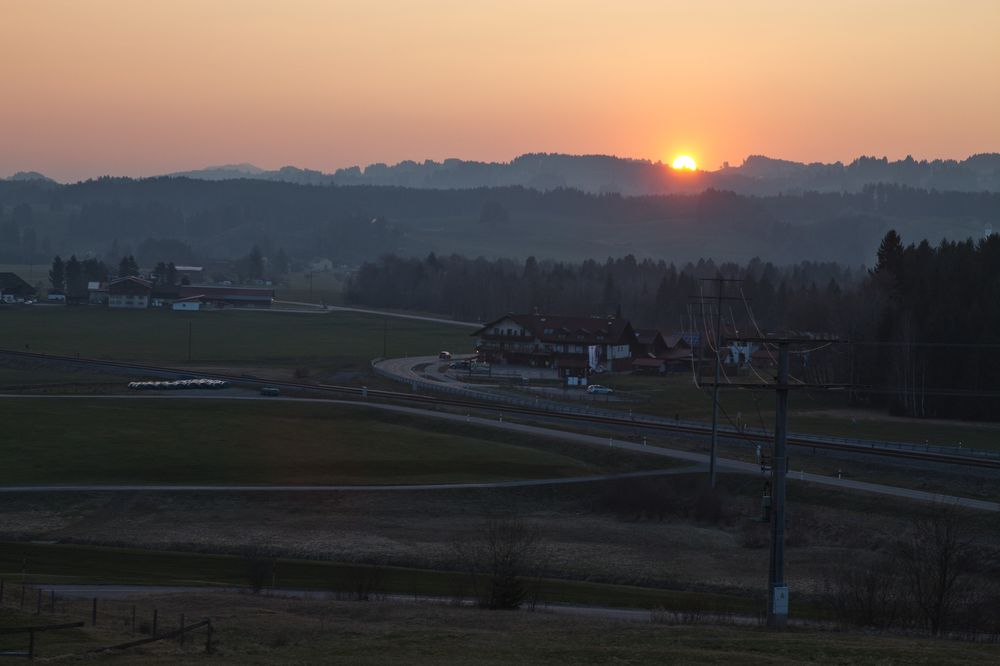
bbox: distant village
[469,312,783,382]
[0,251,275,311]
[1,255,789,382]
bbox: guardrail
[372,357,1000,463]
[1,348,997,468]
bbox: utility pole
[701,334,841,630]
[767,341,790,629]
[709,279,724,488]
[187,322,192,362]
[382,318,388,358]
[696,276,743,489]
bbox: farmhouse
[108,276,153,309]
[472,312,638,379]
[171,296,204,311]
[87,281,108,305]
[177,284,273,308]
[632,329,695,373]
[0,272,35,302]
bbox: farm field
[0,541,760,616]
[0,398,663,485]
[274,268,346,305]
[0,307,473,373]
[588,374,1000,450]
[2,468,992,611]
[2,586,998,664]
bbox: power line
[697,276,744,489]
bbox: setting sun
[672,155,697,171]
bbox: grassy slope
[596,374,1000,450]
[0,541,763,616]
[0,399,623,484]
[0,307,473,370]
[3,585,998,664]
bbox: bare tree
[241,546,276,594]
[456,512,547,610]
[897,504,979,635]
[824,553,903,629]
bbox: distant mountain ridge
[162,152,1000,195]
[5,171,56,183]
[8,152,1000,194]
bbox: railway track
[3,349,1000,470]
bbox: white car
[586,384,614,394]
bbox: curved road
[0,467,702,494]
[273,301,480,328]
[1,393,997,511]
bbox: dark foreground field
[0,398,656,484]
[2,590,998,664]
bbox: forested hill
[348,232,1000,421]
[0,177,996,267]
[162,153,1000,195]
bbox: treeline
[346,252,856,333]
[853,231,1000,420]
[347,231,1000,421]
[0,177,997,267]
[44,242,287,297]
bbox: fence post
[152,609,158,637]
[131,605,136,635]
[180,613,185,646]
[205,619,214,654]
[28,629,35,660]
[36,588,42,615]
[20,583,25,609]
[92,598,97,626]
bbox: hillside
[0,178,996,267]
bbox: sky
[2,0,999,182]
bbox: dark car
[260,386,281,397]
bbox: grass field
[0,541,760,616]
[594,374,1000,449]
[0,307,472,372]
[3,581,998,664]
[0,398,655,484]
[274,269,346,305]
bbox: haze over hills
[154,153,1000,196]
[1,175,996,269]
[11,153,1000,196]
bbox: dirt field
[3,472,992,604]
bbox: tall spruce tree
[49,255,65,291]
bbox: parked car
[449,360,470,370]
[438,351,452,360]
[586,384,614,394]
[260,386,281,397]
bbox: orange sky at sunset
[2,0,998,182]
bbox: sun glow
[672,155,697,171]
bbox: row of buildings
[471,312,699,381]
[94,276,274,310]
[0,271,273,310]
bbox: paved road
[273,301,481,328]
[1,393,996,511]
[374,356,1000,464]
[0,467,702,494]
[29,584,789,627]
